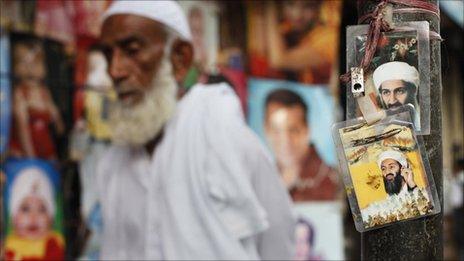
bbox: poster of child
[3,159,64,260]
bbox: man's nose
[109,49,129,84]
[387,94,398,105]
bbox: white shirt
[97,83,295,260]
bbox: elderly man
[373,61,419,109]
[377,150,417,196]
[96,1,294,260]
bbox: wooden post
[357,0,443,259]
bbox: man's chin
[110,53,177,146]
[110,87,176,146]
[117,92,144,108]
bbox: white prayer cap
[102,0,192,41]
[373,61,419,90]
[377,150,408,169]
[10,167,55,218]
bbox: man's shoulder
[307,145,324,164]
[169,81,272,163]
[181,82,241,114]
[306,145,338,178]
[170,82,245,133]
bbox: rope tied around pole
[340,0,440,84]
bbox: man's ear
[170,39,194,83]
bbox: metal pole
[357,0,443,260]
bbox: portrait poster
[0,33,11,156]
[333,112,440,232]
[247,78,339,201]
[8,34,68,160]
[179,1,219,74]
[346,22,431,134]
[2,158,64,260]
[293,202,344,261]
[247,1,341,85]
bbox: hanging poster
[179,1,219,74]
[332,108,440,231]
[2,158,64,260]
[346,22,431,134]
[8,35,65,160]
[248,78,339,201]
[247,1,341,84]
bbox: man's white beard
[110,56,177,146]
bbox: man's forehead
[100,14,167,44]
[381,158,399,166]
[381,79,406,89]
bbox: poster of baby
[2,159,64,260]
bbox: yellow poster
[339,122,435,229]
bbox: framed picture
[293,202,344,260]
[346,22,431,134]
[247,1,341,85]
[179,1,219,73]
[248,78,339,201]
[333,108,440,231]
[2,158,64,260]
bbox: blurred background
[0,0,462,260]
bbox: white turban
[377,150,408,169]
[10,167,55,218]
[373,61,419,90]
[102,0,192,41]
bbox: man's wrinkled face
[379,79,409,109]
[13,195,52,240]
[100,15,168,107]
[265,103,309,169]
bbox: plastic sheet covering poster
[334,117,439,231]
[293,202,344,260]
[2,159,64,260]
[0,34,11,155]
[247,1,341,84]
[247,78,339,201]
[179,1,219,73]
